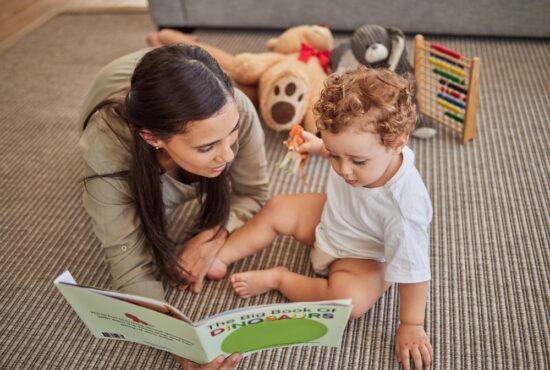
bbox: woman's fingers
[173,355,200,370]
[217,353,242,370]
[190,278,205,293]
[198,356,224,370]
[198,354,241,370]
[174,225,228,290]
[194,228,217,243]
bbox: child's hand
[297,131,327,157]
[395,323,433,370]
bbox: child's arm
[298,131,330,158]
[396,281,433,370]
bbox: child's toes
[234,285,248,294]
[230,274,243,284]
[233,282,247,291]
[231,278,246,288]
[235,288,251,299]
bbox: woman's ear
[139,129,163,149]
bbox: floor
[0,0,147,51]
[1,13,549,367]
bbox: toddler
[209,66,433,370]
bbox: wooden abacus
[413,34,481,144]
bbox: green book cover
[54,271,353,364]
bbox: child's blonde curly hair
[314,66,417,148]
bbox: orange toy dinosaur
[279,125,309,186]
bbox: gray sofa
[148,0,550,37]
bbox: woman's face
[155,99,240,178]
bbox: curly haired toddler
[209,66,433,370]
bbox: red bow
[298,43,330,74]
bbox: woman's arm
[175,90,268,292]
[225,89,270,233]
[82,162,166,301]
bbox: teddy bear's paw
[231,53,286,85]
[231,53,263,84]
[264,76,309,130]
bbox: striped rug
[0,13,548,370]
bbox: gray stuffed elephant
[331,24,412,74]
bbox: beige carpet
[0,13,549,370]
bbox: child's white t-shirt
[315,146,432,284]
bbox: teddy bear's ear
[266,26,304,53]
[386,27,406,71]
[303,25,333,51]
[330,42,358,74]
[267,25,333,54]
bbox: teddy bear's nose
[271,102,296,124]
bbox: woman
[79,45,269,369]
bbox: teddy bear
[229,25,334,133]
[330,24,436,139]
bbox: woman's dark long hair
[83,45,235,286]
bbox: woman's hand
[297,131,328,158]
[177,226,228,293]
[173,353,242,370]
[395,323,433,370]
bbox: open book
[54,271,353,364]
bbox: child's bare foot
[231,267,288,298]
[206,258,228,280]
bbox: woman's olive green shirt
[78,49,269,302]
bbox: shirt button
[120,245,128,252]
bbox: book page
[54,272,208,364]
[54,271,191,322]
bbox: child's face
[321,125,404,188]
